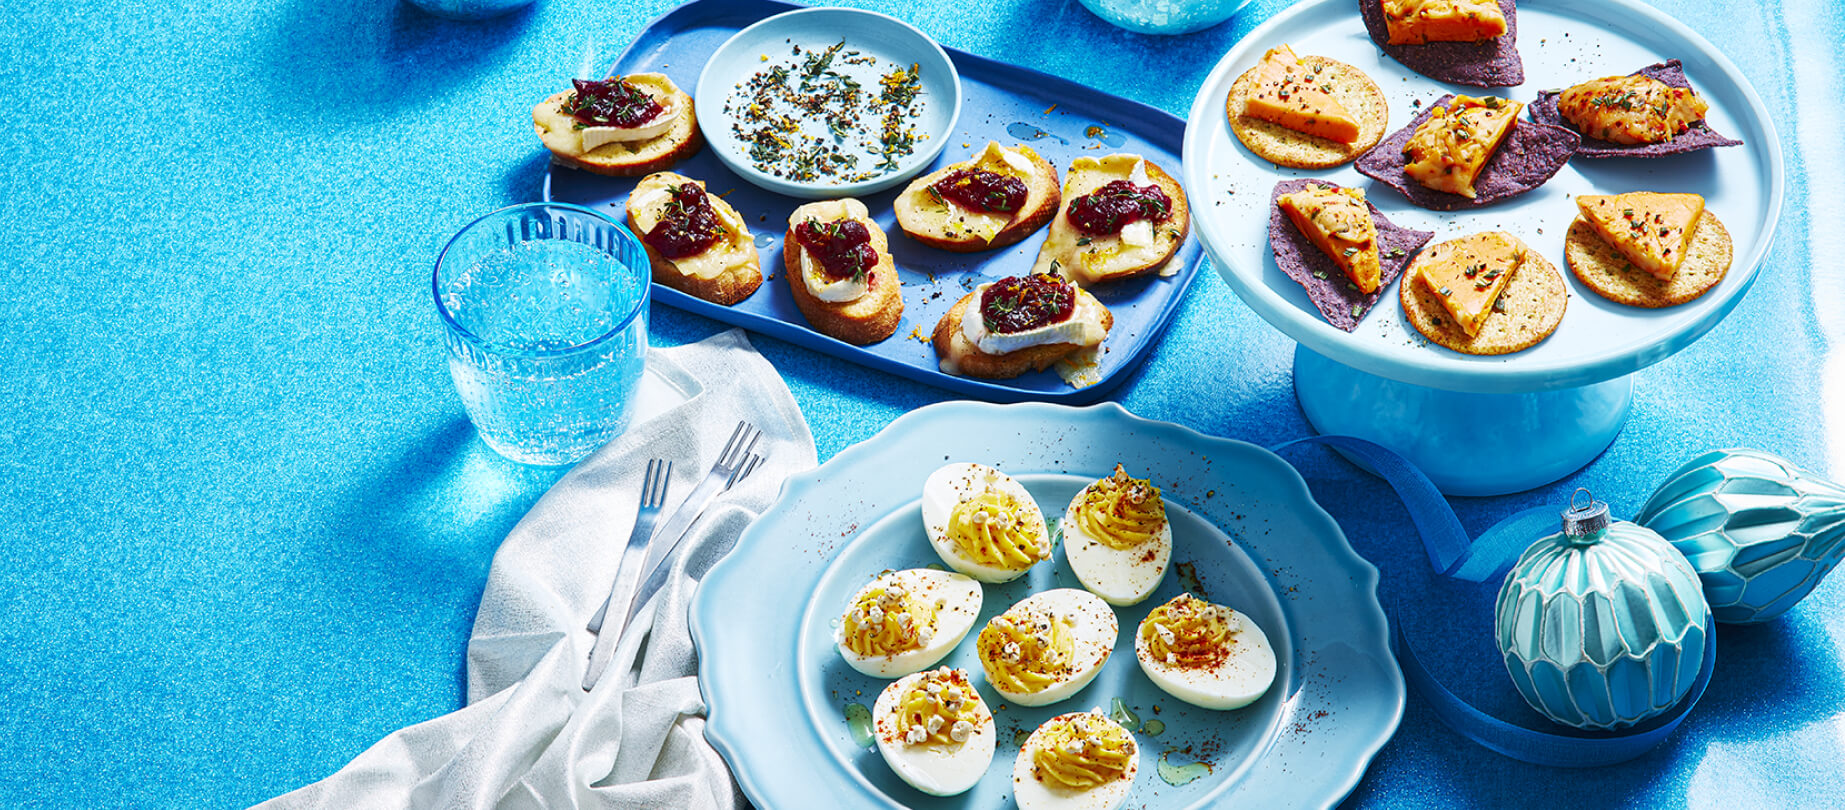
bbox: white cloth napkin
[261,329,817,810]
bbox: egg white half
[837,568,984,679]
[872,669,997,797]
[920,462,1050,583]
[977,588,1116,707]
[1060,478,1172,607]
[1011,711,1139,810]
[1134,598,1278,710]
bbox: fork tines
[719,421,762,471]
[725,453,764,489]
[642,458,672,506]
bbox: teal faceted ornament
[1494,492,1711,730]
[1637,449,1845,624]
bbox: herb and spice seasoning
[725,40,928,183]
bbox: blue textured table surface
[2,0,1839,807]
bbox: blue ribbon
[1271,435,1716,768]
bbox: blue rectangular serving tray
[543,0,1204,404]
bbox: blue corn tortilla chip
[1359,0,1524,88]
[1269,179,1433,332]
[1355,93,1579,211]
[1530,59,1744,158]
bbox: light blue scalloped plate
[691,402,1403,808]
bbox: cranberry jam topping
[980,274,1076,334]
[794,219,877,281]
[561,77,664,128]
[1066,180,1172,236]
[643,184,725,260]
[930,169,1029,215]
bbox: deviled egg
[975,588,1116,707]
[872,667,996,796]
[922,462,1052,584]
[1012,710,1139,810]
[837,568,984,679]
[1134,593,1277,710]
[1061,465,1172,606]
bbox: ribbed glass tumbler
[433,202,650,466]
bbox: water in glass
[441,236,647,465]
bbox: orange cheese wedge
[1279,186,1382,293]
[1383,0,1508,45]
[1403,96,1521,199]
[1557,76,1711,145]
[1577,192,1705,279]
[1244,45,1361,144]
[1414,231,1523,337]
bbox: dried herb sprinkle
[724,40,928,183]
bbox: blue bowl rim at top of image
[692,6,964,199]
[431,201,650,358]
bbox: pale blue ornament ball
[1495,494,1711,730]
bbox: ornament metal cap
[1562,488,1610,544]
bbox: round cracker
[1400,246,1567,356]
[1227,55,1389,170]
[1564,211,1732,308]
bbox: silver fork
[585,458,673,636]
[582,421,763,690]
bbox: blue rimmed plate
[690,401,1403,808]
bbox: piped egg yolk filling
[977,607,1075,694]
[1032,713,1134,790]
[896,669,984,747]
[948,489,1047,570]
[1141,594,1234,669]
[1074,465,1166,550]
[841,580,937,657]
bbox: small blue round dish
[691,401,1404,809]
[693,7,961,199]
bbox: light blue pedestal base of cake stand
[1293,346,1634,496]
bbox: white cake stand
[1182,0,1783,495]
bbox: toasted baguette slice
[932,286,1113,380]
[625,172,761,305]
[533,73,702,177]
[893,143,1059,252]
[1029,154,1190,286]
[782,199,904,344]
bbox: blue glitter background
[0,0,1839,806]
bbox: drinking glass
[433,202,650,466]
[1076,0,1254,34]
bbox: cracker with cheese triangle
[1565,192,1732,307]
[1227,45,1389,170]
[1400,231,1565,355]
